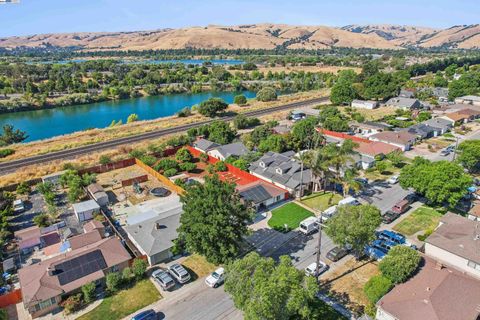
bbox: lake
[31,59,244,65]
[0,91,256,142]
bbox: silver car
[152,269,175,290]
[169,263,191,284]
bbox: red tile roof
[355,141,400,157]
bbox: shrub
[163,168,178,177]
[81,282,96,304]
[175,147,193,163]
[233,114,261,129]
[99,155,112,165]
[234,94,247,105]
[214,161,227,172]
[177,107,192,117]
[106,272,122,293]
[33,214,51,227]
[122,267,133,283]
[379,246,421,284]
[0,148,14,158]
[232,159,249,171]
[199,152,209,163]
[256,87,277,102]
[364,275,393,304]
[132,258,148,280]
[198,98,228,117]
[154,158,178,172]
[61,293,83,315]
[16,182,31,195]
[417,228,434,241]
[129,149,145,159]
[139,155,157,167]
[179,162,196,172]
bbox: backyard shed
[72,200,100,222]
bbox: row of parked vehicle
[382,193,418,224]
[151,263,191,291]
[365,230,416,260]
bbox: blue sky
[0,0,478,37]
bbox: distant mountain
[1,23,479,51]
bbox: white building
[72,200,100,222]
[351,99,379,110]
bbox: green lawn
[78,279,161,320]
[393,206,443,236]
[268,202,314,231]
[301,192,342,212]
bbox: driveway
[358,181,412,214]
[8,191,45,232]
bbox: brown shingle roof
[425,213,480,264]
[377,256,480,320]
[68,230,103,250]
[469,203,480,218]
[370,131,416,145]
[355,141,400,157]
[444,112,467,122]
[18,237,131,306]
[83,220,104,233]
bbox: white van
[299,216,319,234]
[338,196,360,207]
[320,205,338,222]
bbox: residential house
[19,237,131,318]
[440,110,473,125]
[351,99,379,110]
[125,209,181,266]
[424,213,480,280]
[14,227,61,254]
[457,108,480,121]
[375,256,480,320]
[237,180,288,211]
[207,142,248,161]
[401,123,440,139]
[192,138,220,153]
[354,141,401,169]
[432,87,449,103]
[72,200,100,222]
[86,183,109,207]
[83,220,106,236]
[350,121,390,137]
[249,151,316,197]
[421,118,452,135]
[369,131,417,151]
[385,97,422,110]
[454,95,480,106]
[399,89,415,98]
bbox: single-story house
[431,87,449,102]
[192,138,220,153]
[18,237,131,318]
[424,213,480,280]
[14,227,60,254]
[86,183,109,207]
[457,108,480,121]
[249,151,317,197]
[72,200,100,222]
[369,131,417,151]
[237,180,288,211]
[376,256,480,320]
[83,220,106,236]
[399,89,415,98]
[350,121,390,137]
[207,142,248,161]
[354,141,401,169]
[421,118,452,135]
[41,171,67,185]
[125,211,181,266]
[454,95,480,106]
[401,123,440,139]
[351,99,379,110]
[440,111,470,125]
[385,97,422,110]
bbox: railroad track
[0,96,329,174]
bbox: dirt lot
[320,258,379,315]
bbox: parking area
[8,191,45,232]
[357,181,412,214]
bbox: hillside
[1,23,480,51]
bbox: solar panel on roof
[56,250,107,285]
[240,185,272,203]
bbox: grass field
[182,254,217,280]
[301,192,342,212]
[268,202,314,231]
[393,206,443,236]
[77,279,161,320]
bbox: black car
[326,246,348,262]
[404,193,418,204]
[382,210,401,224]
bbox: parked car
[387,175,399,184]
[131,309,157,320]
[404,193,418,204]
[291,112,306,122]
[382,210,401,224]
[152,269,175,291]
[354,178,369,186]
[169,264,191,284]
[305,261,329,277]
[365,239,396,260]
[320,205,338,222]
[391,199,409,214]
[205,267,225,288]
[376,230,408,246]
[13,199,25,213]
[338,196,360,206]
[446,145,456,152]
[326,247,348,262]
[440,149,450,156]
[299,216,319,234]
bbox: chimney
[435,261,444,270]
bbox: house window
[111,265,119,272]
[34,297,57,312]
[467,260,480,271]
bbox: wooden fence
[134,158,185,195]
[0,289,22,308]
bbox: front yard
[77,279,161,320]
[182,254,217,280]
[301,192,342,212]
[268,202,314,231]
[393,206,443,236]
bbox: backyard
[301,192,342,212]
[393,206,444,236]
[268,202,314,231]
[77,279,161,320]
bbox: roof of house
[68,230,103,250]
[83,220,104,233]
[210,142,248,159]
[355,141,400,157]
[72,200,100,213]
[237,180,286,204]
[15,226,42,250]
[402,124,439,138]
[422,118,452,130]
[457,108,480,116]
[125,212,181,256]
[350,121,390,130]
[249,151,313,190]
[469,203,480,218]
[352,99,378,105]
[193,138,220,152]
[443,112,468,122]
[386,97,421,109]
[456,95,480,102]
[370,131,417,145]
[399,89,415,98]
[425,213,480,264]
[377,256,480,320]
[86,183,104,195]
[19,237,131,306]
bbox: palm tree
[294,150,314,199]
[310,147,333,194]
[341,168,362,197]
[322,139,358,195]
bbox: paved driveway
[358,181,412,214]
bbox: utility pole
[452,136,460,161]
[315,211,323,282]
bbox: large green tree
[457,140,480,172]
[330,78,356,105]
[177,175,253,264]
[256,87,277,102]
[197,98,228,117]
[379,246,421,284]
[399,158,472,206]
[325,204,382,256]
[0,124,28,146]
[290,117,323,150]
[225,252,332,320]
[362,72,399,100]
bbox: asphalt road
[0,97,329,174]
[358,181,412,214]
